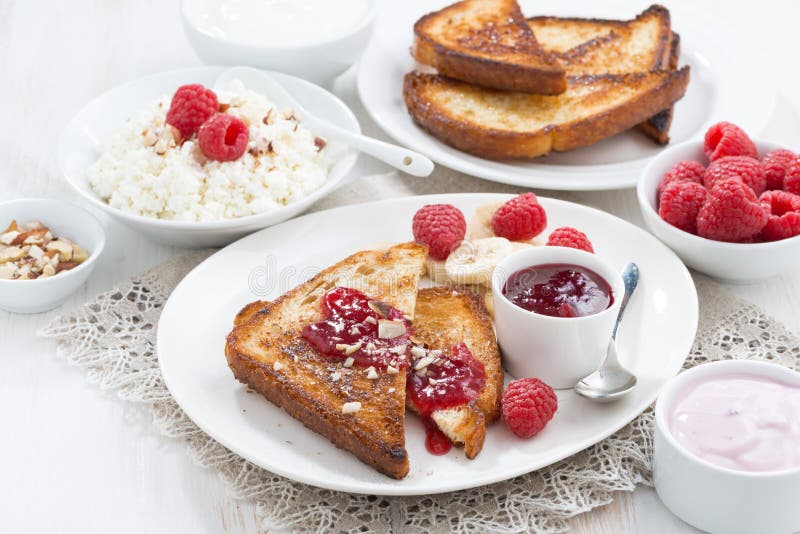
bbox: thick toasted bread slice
[225,243,427,479]
[403,68,689,160]
[409,287,502,459]
[528,5,678,143]
[412,0,566,94]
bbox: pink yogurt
[668,373,800,472]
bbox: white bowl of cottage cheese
[58,67,359,247]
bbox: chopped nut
[41,263,56,278]
[142,129,158,147]
[386,365,399,375]
[166,124,183,145]
[28,245,44,260]
[428,378,439,386]
[368,300,392,319]
[378,319,406,339]
[45,239,73,261]
[273,361,283,371]
[2,220,19,233]
[335,340,363,355]
[366,367,378,379]
[410,345,427,359]
[364,316,377,325]
[72,245,89,263]
[350,324,360,336]
[154,138,169,155]
[219,102,230,113]
[365,341,376,351]
[0,246,24,263]
[0,263,16,279]
[414,355,436,371]
[342,401,361,414]
[0,231,19,245]
[343,357,355,368]
[388,387,396,393]
[330,371,342,382]
[314,137,327,152]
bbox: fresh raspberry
[165,84,219,138]
[501,378,557,439]
[546,227,594,252]
[412,204,467,260]
[783,157,800,195]
[197,114,250,162]
[703,156,766,195]
[658,181,708,234]
[761,149,796,190]
[697,179,769,242]
[759,191,800,241]
[703,122,758,162]
[657,160,705,196]
[491,193,547,241]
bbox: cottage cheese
[88,80,332,221]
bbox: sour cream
[669,374,800,472]
[190,0,372,47]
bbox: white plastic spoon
[214,67,434,177]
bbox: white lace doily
[39,251,800,533]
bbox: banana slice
[467,201,504,240]
[445,237,514,287]
[425,256,451,284]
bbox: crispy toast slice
[409,287,503,459]
[403,68,690,160]
[225,243,427,479]
[527,5,679,143]
[412,0,567,95]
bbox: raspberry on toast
[403,68,690,160]
[527,5,680,144]
[225,243,427,479]
[412,0,566,95]
[410,287,503,459]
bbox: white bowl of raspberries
[638,121,800,282]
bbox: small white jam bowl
[181,0,378,86]
[491,246,624,389]
[654,360,800,534]
[638,138,800,283]
[0,199,106,314]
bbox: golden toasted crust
[412,0,566,94]
[637,32,680,144]
[408,286,503,459]
[528,5,678,144]
[225,243,427,479]
[402,68,690,160]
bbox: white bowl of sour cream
[654,360,800,534]
[181,0,377,85]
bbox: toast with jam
[226,242,427,479]
[408,287,503,459]
[527,5,680,144]
[412,0,566,95]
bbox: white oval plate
[158,194,698,496]
[58,66,359,247]
[357,0,776,191]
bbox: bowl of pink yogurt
[654,360,800,534]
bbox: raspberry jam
[407,342,486,455]
[503,264,613,318]
[302,287,410,369]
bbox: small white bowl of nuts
[0,198,105,313]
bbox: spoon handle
[310,119,434,177]
[611,262,639,341]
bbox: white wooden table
[1,1,798,532]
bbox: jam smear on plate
[302,287,410,369]
[503,264,613,318]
